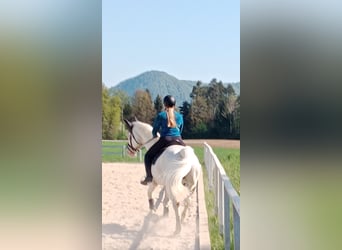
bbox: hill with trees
[103,76,240,140]
[108,70,240,104]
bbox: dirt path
[102,163,198,250]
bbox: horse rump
[167,146,201,203]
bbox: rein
[127,130,156,154]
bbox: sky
[102,1,240,87]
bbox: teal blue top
[152,111,183,137]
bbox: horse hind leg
[172,200,181,235]
[163,193,169,217]
[181,197,191,224]
[147,182,157,211]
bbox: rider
[140,95,186,185]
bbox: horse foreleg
[147,182,157,211]
[181,196,191,224]
[163,194,169,217]
[172,200,181,234]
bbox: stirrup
[140,176,153,185]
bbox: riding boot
[141,163,153,185]
[140,176,153,185]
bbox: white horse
[124,119,202,234]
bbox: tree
[214,87,238,138]
[102,84,127,139]
[233,95,240,137]
[111,90,130,139]
[186,79,240,139]
[207,79,227,135]
[179,101,191,138]
[102,85,122,139]
[226,84,236,96]
[190,81,206,99]
[123,102,133,120]
[102,84,110,139]
[188,80,214,138]
[225,87,238,136]
[131,89,155,123]
[154,94,163,114]
[109,96,122,139]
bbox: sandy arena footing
[102,163,202,250]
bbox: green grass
[212,148,240,194]
[193,146,240,250]
[192,146,240,193]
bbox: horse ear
[124,119,133,132]
[134,116,138,121]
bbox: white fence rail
[204,142,240,250]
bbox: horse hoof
[173,228,181,235]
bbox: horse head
[124,119,156,157]
[124,119,140,156]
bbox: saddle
[151,139,185,165]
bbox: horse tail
[182,147,201,193]
[167,146,201,203]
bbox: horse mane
[133,121,152,131]
[132,121,156,140]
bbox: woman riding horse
[124,116,201,234]
[141,95,185,185]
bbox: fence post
[204,143,214,190]
[209,154,215,189]
[214,167,218,214]
[224,187,231,250]
[218,174,223,234]
[233,200,240,250]
[204,143,240,250]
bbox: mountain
[108,70,240,104]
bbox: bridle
[127,127,156,154]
